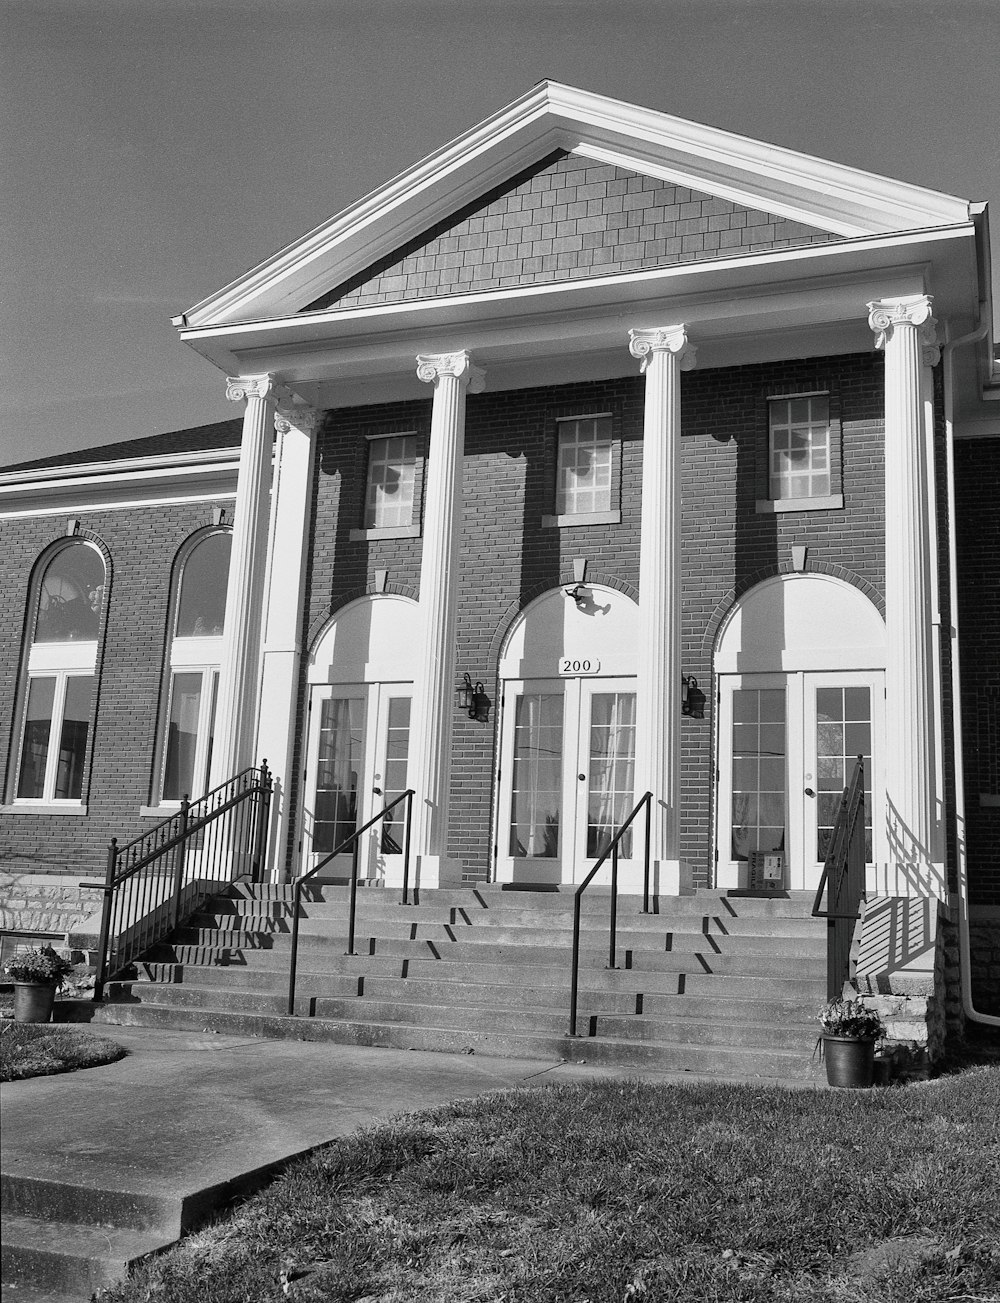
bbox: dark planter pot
[823,1034,876,1087]
[13,981,57,1024]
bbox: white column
[254,398,319,879]
[211,374,276,787]
[411,350,485,886]
[629,327,697,895]
[867,295,944,896]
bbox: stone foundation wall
[0,871,97,941]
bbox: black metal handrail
[286,789,414,1017]
[811,756,866,999]
[83,763,272,1000]
[568,791,652,1038]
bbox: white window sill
[1,803,89,816]
[755,494,844,514]
[349,524,421,541]
[541,510,621,528]
[139,805,183,818]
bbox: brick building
[2,84,998,1043]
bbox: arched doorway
[714,574,886,891]
[495,584,640,887]
[302,595,418,884]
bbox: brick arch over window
[701,560,884,664]
[5,531,113,806]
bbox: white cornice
[179,81,970,331]
[0,447,240,519]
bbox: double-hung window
[14,542,105,807]
[757,392,843,512]
[157,530,231,804]
[543,414,620,527]
[351,433,420,539]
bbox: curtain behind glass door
[314,697,364,854]
[587,692,636,858]
[509,693,563,858]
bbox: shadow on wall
[854,895,938,995]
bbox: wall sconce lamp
[564,583,588,609]
[681,675,706,719]
[458,673,490,722]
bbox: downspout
[942,313,1000,1028]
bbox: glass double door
[716,670,883,891]
[496,676,637,886]
[303,682,411,884]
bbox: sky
[2,0,998,466]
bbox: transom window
[768,395,831,500]
[364,434,417,530]
[15,541,105,805]
[555,416,613,516]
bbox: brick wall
[306,153,838,312]
[0,501,233,879]
[307,351,886,886]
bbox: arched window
[158,530,231,803]
[15,541,106,804]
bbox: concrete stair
[76,883,829,1082]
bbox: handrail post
[250,760,271,882]
[609,842,619,970]
[346,835,360,956]
[93,838,118,1002]
[171,797,190,932]
[642,793,652,914]
[287,881,302,1016]
[402,790,413,905]
[569,891,582,1037]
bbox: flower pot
[13,981,57,1024]
[823,1034,876,1088]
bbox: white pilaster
[629,327,697,895]
[411,350,485,887]
[867,295,944,896]
[211,374,276,787]
[255,398,319,879]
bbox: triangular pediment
[181,82,969,329]
[303,150,841,312]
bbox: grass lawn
[98,1066,999,1303]
[0,1021,127,1081]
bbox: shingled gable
[302,150,841,312]
[178,81,970,331]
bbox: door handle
[373,786,383,796]
[578,773,586,782]
[804,787,815,798]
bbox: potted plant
[818,997,887,1088]
[4,946,75,1024]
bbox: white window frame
[761,391,843,511]
[543,413,620,527]
[351,431,420,540]
[14,643,97,808]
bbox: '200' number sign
[559,658,601,675]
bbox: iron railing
[84,763,272,1000]
[811,756,866,1000]
[568,791,653,1038]
[286,790,414,1016]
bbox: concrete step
[0,1213,173,1297]
[0,1173,174,1234]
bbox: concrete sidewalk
[2,1024,724,1301]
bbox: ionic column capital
[415,351,486,392]
[273,401,320,437]
[628,326,697,374]
[867,296,939,364]
[226,374,275,404]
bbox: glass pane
[176,534,231,637]
[34,545,105,642]
[314,696,365,855]
[730,688,786,862]
[16,677,55,798]
[380,697,411,854]
[365,435,417,529]
[509,693,563,858]
[587,693,636,859]
[162,673,203,801]
[54,676,92,800]
[555,417,613,515]
[813,684,871,861]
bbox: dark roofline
[2,420,243,474]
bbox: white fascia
[0,447,240,519]
[178,81,970,331]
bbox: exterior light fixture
[458,673,490,722]
[564,583,588,609]
[681,675,706,719]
